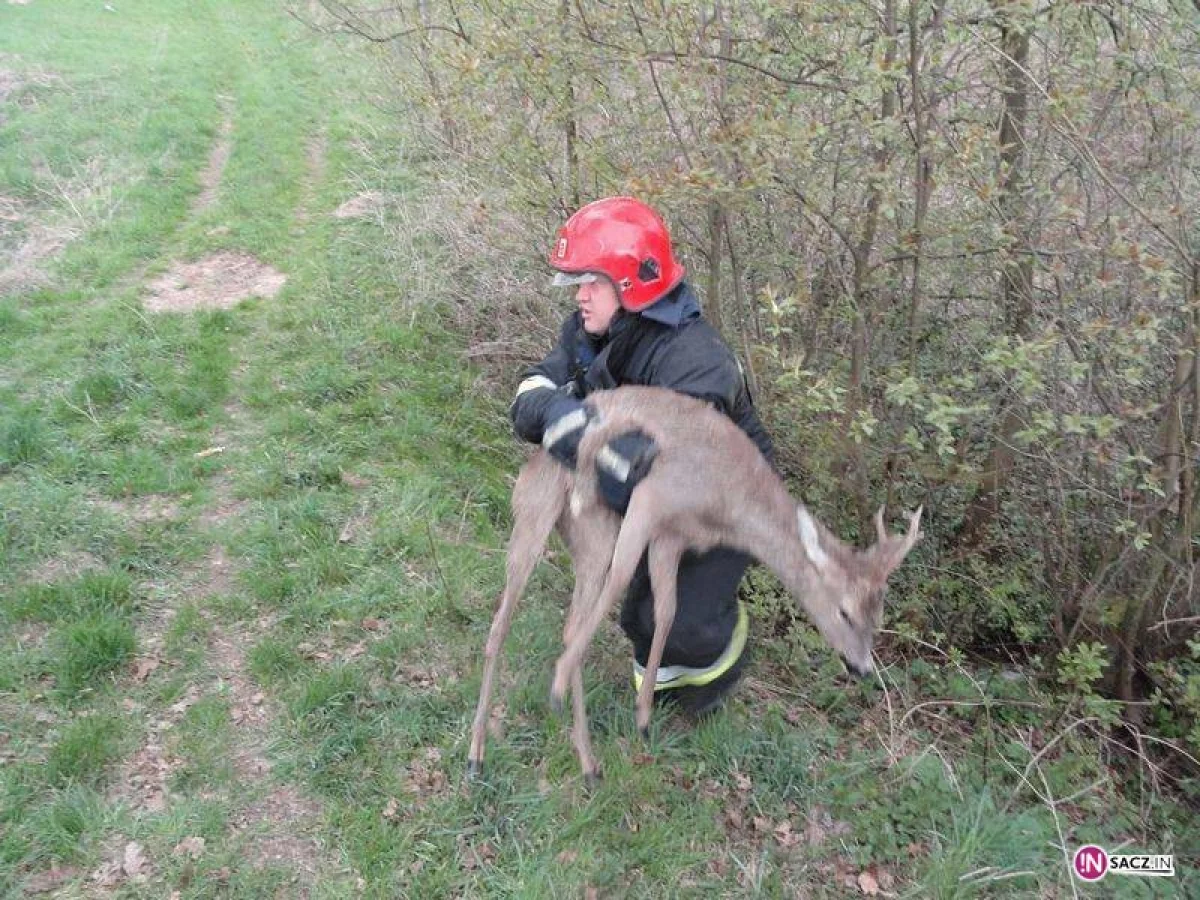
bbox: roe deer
[468,386,921,782]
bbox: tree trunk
[706,201,726,335]
[1111,267,1199,706]
[725,216,759,399]
[703,1,732,339]
[841,0,898,530]
[958,5,1034,547]
[1183,264,1200,570]
[906,0,931,368]
[560,0,580,209]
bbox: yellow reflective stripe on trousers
[632,602,748,693]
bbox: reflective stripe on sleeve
[515,375,558,399]
[541,407,589,449]
[596,445,632,483]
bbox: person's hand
[596,429,658,514]
[542,394,595,470]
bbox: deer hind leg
[559,510,620,782]
[550,504,655,713]
[568,665,600,786]
[468,456,566,779]
[560,549,607,783]
[637,536,684,739]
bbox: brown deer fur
[468,386,921,782]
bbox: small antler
[904,506,923,551]
[866,505,923,581]
[874,505,923,549]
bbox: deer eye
[839,608,853,625]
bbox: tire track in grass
[193,96,234,215]
[101,95,341,891]
[106,90,245,823]
[206,617,326,880]
[199,388,337,890]
[298,130,327,223]
[180,97,355,886]
[142,96,286,316]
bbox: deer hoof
[466,758,483,780]
[584,769,604,790]
[549,691,564,715]
[638,724,650,741]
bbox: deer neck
[734,473,815,598]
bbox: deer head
[795,505,923,676]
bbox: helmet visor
[551,271,598,287]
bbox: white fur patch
[797,507,830,571]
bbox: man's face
[577,277,621,335]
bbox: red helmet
[548,196,685,312]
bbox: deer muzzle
[840,653,874,680]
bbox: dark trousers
[618,547,752,668]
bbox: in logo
[1073,845,1175,881]
[1073,845,1109,882]
[557,237,568,259]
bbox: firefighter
[510,196,776,715]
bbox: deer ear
[796,507,831,573]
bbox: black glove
[541,394,596,470]
[596,429,659,515]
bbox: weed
[6,571,133,624]
[1,405,49,468]
[46,714,126,787]
[51,613,136,699]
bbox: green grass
[50,613,138,699]
[46,715,127,788]
[1,1,1196,898]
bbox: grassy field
[1,2,1194,897]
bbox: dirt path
[142,95,287,315]
[200,397,328,888]
[94,104,343,893]
[192,98,234,214]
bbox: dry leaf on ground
[123,841,149,878]
[858,870,880,895]
[132,657,160,682]
[774,819,802,848]
[22,867,79,895]
[172,836,206,859]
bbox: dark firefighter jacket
[510,282,775,465]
